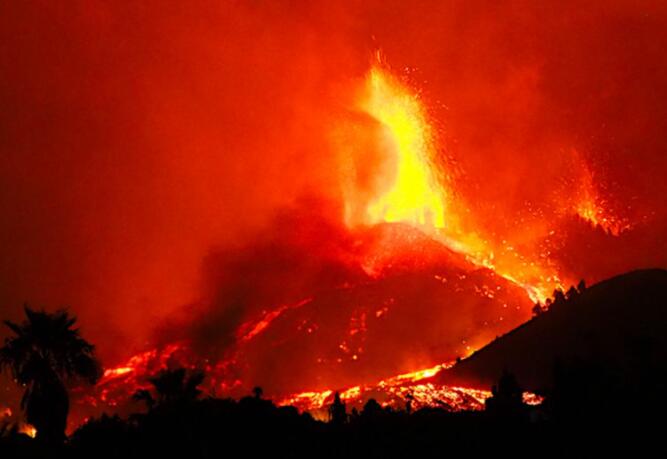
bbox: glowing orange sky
[1,0,667,369]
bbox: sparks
[356,62,447,229]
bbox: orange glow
[3,3,665,431]
[523,392,545,406]
[573,156,630,236]
[344,58,562,302]
[377,363,451,386]
[275,361,542,414]
[236,297,313,343]
[77,57,562,422]
[19,423,37,438]
[278,390,333,410]
[355,58,447,229]
[92,342,188,406]
[340,385,362,400]
[102,367,133,379]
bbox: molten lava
[92,349,543,423]
[355,59,447,229]
[343,59,563,302]
[572,152,630,236]
[276,362,544,418]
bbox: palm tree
[0,306,101,443]
[133,367,205,409]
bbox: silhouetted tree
[532,302,545,317]
[405,392,414,414]
[133,367,205,409]
[565,285,579,301]
[252,386,263,399]
[69,413,129,457]
[361,398,383,419]
[132,389,155,411]
[553,289,566,305]
[485,370,525,420]
[0,307,100,443]
[577,279,586,293]
[328,392,347,425]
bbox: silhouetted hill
[440,269,667,392]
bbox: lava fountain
[343,58,562,302]
[353,59,447,229]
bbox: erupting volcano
[67,58,591,424]
[2,2,666,438]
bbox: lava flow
[276,362,544,420]
[89,348,544,426]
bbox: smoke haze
[1,1,666,378]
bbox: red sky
[1,0,666,367]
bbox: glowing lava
[19,424,37,438]
[573,155,630,236]
[358,61,447,229]
[345,59,562,302]
[276,362,543,417]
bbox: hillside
[221,222,533,394]
[439,269,667,392]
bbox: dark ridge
[439,268,667,392]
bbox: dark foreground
[2,392,666,459]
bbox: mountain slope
[439,269,667,392]
[232,223,533,393]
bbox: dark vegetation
[0,307,101,444]
[2,269,667,457]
